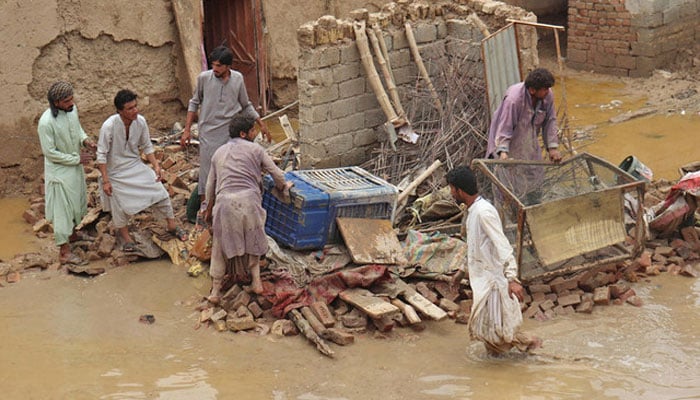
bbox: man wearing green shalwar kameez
[37,81,96,265]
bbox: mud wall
[297,1,537,168]
[0,0,183,169]
[567,0,700,77]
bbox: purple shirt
[486,82,558,160]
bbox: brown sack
[191,229,212,261]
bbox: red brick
[593,286,611,305]
[557,294,582,307]
[618,289,636,303]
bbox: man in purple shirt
[486,68,562,163]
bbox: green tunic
[37,107,89,245]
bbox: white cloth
[96,114,170,217]
[465,196,522,346]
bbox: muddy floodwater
[2,76,700,399]
[562,75,700,180]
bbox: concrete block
[337,113,365,133]
[315,46,341,68]
[301,119,339,141]
[363,108,386,128]
[355,93,380,112]
[332,63,361,82]
[392,66,418,86]
[299,103,330,124]
[392,29,409,50]
[340,43,360,63]
[338,77,365,98]
[412,23,437,43]
[330,98,356,119]
[306,84,340,104]
[323,133,354,154]
[353,128,378,147]
[388,49,412,68]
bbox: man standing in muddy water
[447,165,541,356]
[37,81,97,265]
[180,45,271,206]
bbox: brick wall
[567,0,700,77]
[296,0,537,169]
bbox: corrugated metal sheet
[481,23,521,117]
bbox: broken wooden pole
[288,309,335,358]
[354,21,404,127]
[397,159,443,204]
[405,22,442,115]
[368,25,405,118]
[301,306,327,335]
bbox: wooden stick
[288,309,335,358]
[368,26,405,117]
[301,306,327,335]
[467,13,491,37]
[405,22,443,115]
[397,159,443,203]
[354,21,403,126]
[372,25,395,84]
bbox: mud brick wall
[296,1,537,169]
[567,0,700,77]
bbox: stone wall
[296,1,537,168]
[567,0,700,77]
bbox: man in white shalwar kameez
[447,165,541,356]
[97,89,187,251]
[37,81,97,265]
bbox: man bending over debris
[205,113,291,302]
[97,89,188,252]
[486,67,562,163]
[37,81,97,265]
[447,165,541,356]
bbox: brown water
[2,196,700,399]
[562,76,700,180]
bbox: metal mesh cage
[472,152,646,282]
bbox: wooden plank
[336,217,406,265]
[338,288,399,320]
[394,279,447,321]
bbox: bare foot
[251,280,264,295]
[208,279,222,304]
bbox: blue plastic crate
[262,167,398,250]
